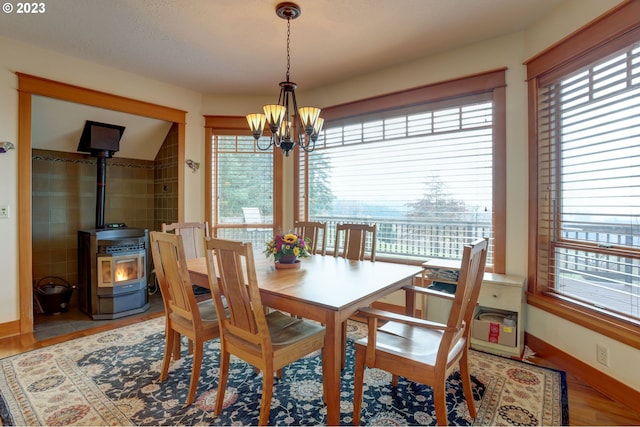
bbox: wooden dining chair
[149,231,221,406]
[334,222,377,365]
[334,223,377,261]
[204,237,326,426]
[159,222,212,358]
[352,238,488,426]
[161,221,210,260]
[294,220,327,255]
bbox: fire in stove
[99,255,144,287]
[115,260,138,282]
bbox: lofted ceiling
[31,96,172,161]
[1,0,564,158]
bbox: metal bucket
[36,277,75,315]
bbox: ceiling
[0,0,563,95]
[1,0,564,158]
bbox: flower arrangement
[265,232,311,263]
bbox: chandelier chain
[286,17,291,81]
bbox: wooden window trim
[297,69,507,273]
[525,1,640,81]
[321,69,507,123]
[204,115,283,232]
[526,0,640,348]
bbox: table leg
[323,315,342,426]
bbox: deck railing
[215,216,493,263]
[214,218,639,317]
[313,216,492,261]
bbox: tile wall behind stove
[32,124,178,293]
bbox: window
[205,116,280,247]
[527,1,640,336]
[536,44,640,320]
[297,71,506,270]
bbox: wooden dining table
[187,254,421,425]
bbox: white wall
[0,49,19,322]
[0,36,204,323]
[527,306,640,389]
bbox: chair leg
[433,382,448,426]
[165,318,182,361]
[459,351,476,419]
[185,340,203,406]
[215,350,230,415]
[259,371,274,426]
[352,344,365,426]
[172,333,181,360]
[161,328,175,382]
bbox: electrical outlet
[596,344,609,367]
[0,205,8,219]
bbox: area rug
[0,317,567,426]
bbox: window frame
[204,115,283,237]
[526,0,640,349]
[295,70,507,271]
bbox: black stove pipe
[94,152,113,229]
[77,121,125,229]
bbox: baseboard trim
[526,332,640,413]
[0,320,21,339]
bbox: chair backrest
[204,238,272,351]
[294,221,327,255]
[437,238,488,363]
[334,223,377,261]
[149,231,203,325]
[161,221,210,260]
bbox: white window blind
[300,99,494,263]
[536,41,640,320]
[212,135,274,246]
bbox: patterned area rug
[0,318,567,426]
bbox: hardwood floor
[526,353,640,426]
[1,311,639,426]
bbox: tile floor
[33,290,165,341]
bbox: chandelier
[246,2,324,157]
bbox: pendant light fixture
[246,2,324,157]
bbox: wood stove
[78,228,150,320]
[76,121,150,320]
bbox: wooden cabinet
[421,260,526,357]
